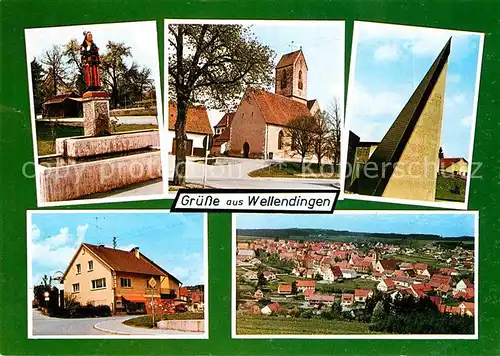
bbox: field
[36,122,158,156]
[315,278,378,293]
[390,254,447,268]
[236,315,375,335]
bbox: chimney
[133,247,140,259]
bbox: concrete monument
[348,38,451,201]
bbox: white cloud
[350,82,404,119]
[461,114,474,127]
[374,44,400,62]
[116,244,138,252]
[31,224,88,270]
[451,93,466,104]
[44,227,71,248]
[31,224,41,241]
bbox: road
[167,155,340,190]
[31,310,202,336]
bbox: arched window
[298,70,303,90]
[281,70,287,89]
[278,130,284,150]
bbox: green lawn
[248,162,339,179]
[236,315,375,335]
[123,312,204,328]
[435,174,466,202]
[36,122,158,156]
[390,254,447,268]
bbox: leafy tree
[371,300,387,323]
[101,41,132,108]
[287,115,317,167]
[439,146,444,159]
[291,281,298,295]
[30,58,45,114]
[257,272,267,288]
[168,24,275,186]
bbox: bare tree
[286,115,316,167]
[326,98,342,173]
[312,111,332,167]
[41,45,69,96]
[168,24,275,186]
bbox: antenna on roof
[89,216,106,245]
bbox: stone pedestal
[82,91,111,137]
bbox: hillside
[236,228,473,243]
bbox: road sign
[148,277,157,288]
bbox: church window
[278,130,284,150]
[281,70,287,89]
[298,70,303,90]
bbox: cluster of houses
[236,238,475,317]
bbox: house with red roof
[62,243,181,314]
[377,279,395,293]
[168,102,213,157]
[455,279,474,292]
[439,157,468,178]
[228,50,323,160]
[354,289,373,303]
[212,112,235,155]
[373,259,399,274]
[261,302,281,315]
[341,293,354,307]
[430,274,452,288]
[309,294,335,306]
[278,284,292,295]
[296,279,316,292]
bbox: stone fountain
[37,32,162,203]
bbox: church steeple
[275,49,308,105]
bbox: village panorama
[235,227,475,336]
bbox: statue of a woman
[80,31,101,91]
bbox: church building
[227,49,320,159]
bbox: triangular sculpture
[349,38,451,201]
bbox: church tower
[275,49,308,105]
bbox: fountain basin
[56,129,159,158]
[38,149,162,203]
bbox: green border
[1,0,499,355]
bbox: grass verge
[248,162,339,179]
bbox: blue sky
[30,212,205,286]
[207,21,345,126]
[348,22,482,159]
[237,213,476,238]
